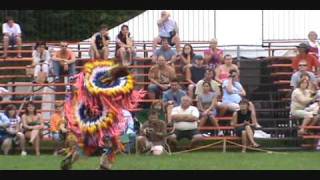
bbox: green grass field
[0,152,320,170]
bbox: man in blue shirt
[162,79,187,124]
[0,112,12,155]
[152,38,177,66]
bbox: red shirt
[292,53,319,72]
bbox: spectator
[136,110,167,155]
[29,41,50,83]
[0,112,12,155]
[4,104,27,156]
[307,31,320,61]
[303,98,320,133]
[219,69,245,115]
[115,25,135,66]
[204,38,223,70]
[152,38,177,67]
[185,55,207,97]
[231,99,260,153]
[194,69,221,99]
[50,102,68,156]
[292,43,319,73]
[52,41,76,88]
[2,16,22,59]
[162,79,187,124]
[290,60,318,90]
[197,82,222,136]
[167,96,202,150]
[290,79,317,135]
[148,55,176,99]
[153,10,181,54]
[89,24,110,60]
[22,102,44,156]
[180,43,196,70]
[215,54,239,84]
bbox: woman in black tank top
[231,99,260,152]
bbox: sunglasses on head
[61,45,68,47]
[299,64,307,66]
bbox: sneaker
[218,130,224,136]
[66,85,71,91]
[21,151,27,156]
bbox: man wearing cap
[292,43,320,73]
[152,11,181,54]
[185,55,207,98]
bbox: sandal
[16,55,22,58]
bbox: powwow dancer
[60,60,145,170]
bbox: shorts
[0,131,9,143]
[9,35,17,46]
[174,129,200,141]
[235,125,255,137]
[221,102,240,112]
[291,110,314,119]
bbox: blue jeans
[52,60,76,78]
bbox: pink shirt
[204,48,223,69]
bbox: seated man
[0,112,12,155]
[89,24,110,60]
[2,16,22,58]
[185,55,207,97]
[162,79,187,124]
[52,41,77,90]
[148,55,176,99]
[136,110,167,155]
[153,10,181,54]
[292,43,319,73]
[290,60,318,90]
[152,38,177,66]
[167,96,203,150]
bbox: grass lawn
[0,151,320,170]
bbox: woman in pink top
[215,54,239,84]
[204,38,223,70]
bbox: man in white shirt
[167,96,203,149]
[152,11,181,54]
[2,16,22,58]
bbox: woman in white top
[30,42,50,83]
[307,31,320,62]
[291,78,317,135]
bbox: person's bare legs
[241,131,247,153]
[2,35,9,58]
[16,36,22,57]
[190,134,203,148]
[127,48,133,65]
[102,47,109,60]
[245,125,259,147]
[118,47,127,65]
[166,104,174,124]
[199,115,208,127]
[29,129,39,144]
[152,36,161,53]
[17,132,26,153]
[172,35,181,54]
[167,134,177,151]
[299,116,313,135]
[34,133,40,156]
[1,138,12,155]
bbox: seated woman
[29,41,50,83]
[197,82,222,136]
[204,38,224,70]
[22,102,44,156]
[215,54,239,84]
[115,25,135,66]
[4,104,27,156]
[50,102,68,155]
[290,79,317,135]
[231,99,260,153]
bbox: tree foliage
[0,10,144,41]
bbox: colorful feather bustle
[64,60,146,155]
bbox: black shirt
[94,33,110,50]
[190,66,206,83]
[237,110,252,124]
